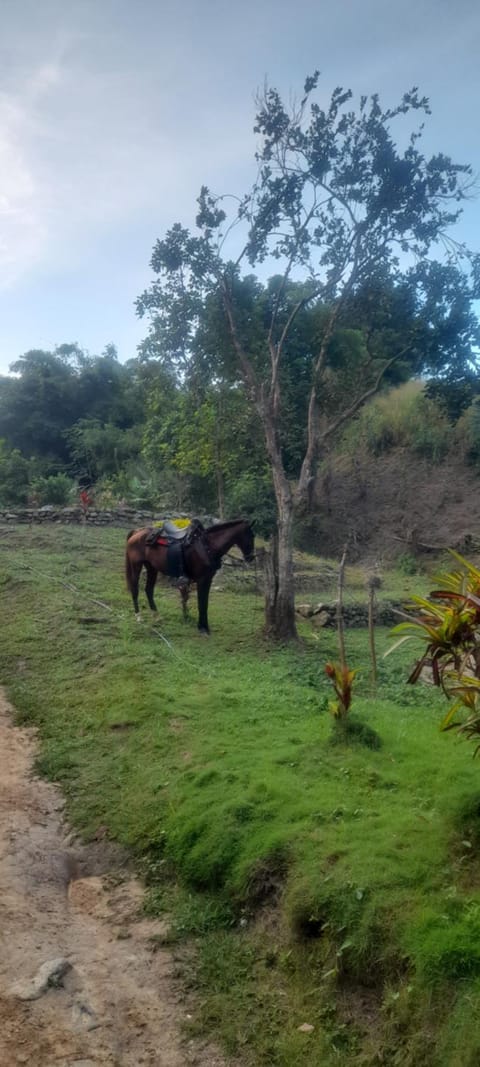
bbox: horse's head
[238,520,256,563]
[206,518,256,565]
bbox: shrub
[31,473,75,506]
[339,382,454,461]
[0,443,30,505]
[455,400,480,466]
[397,553,419,576]
[390,551,480,753]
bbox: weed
[397,552,419,576]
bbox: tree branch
[220,276,260,405]
[318,344,412,445]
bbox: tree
[142,373,267,516]
[65,418,140,482]
[0,441,30,505]
[0,349,79,463]
[137,73,479,638]
[0,344,146,476]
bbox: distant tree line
[0,339,272,518]
[1,275,479,524]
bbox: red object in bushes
[80,490,93,510]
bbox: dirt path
[0,689,227,1067]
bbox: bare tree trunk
[368,586,377,691]
[366,573,381,692]
[274,503,297,638]
[215,465,225,519]
[264,417,298,640]
[336,543,348,669]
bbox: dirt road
[0,689,226,1067]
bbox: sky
[0,0,479,374]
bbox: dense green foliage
[2,525,480,1063]
[3,351,480,518]
[0,341,271,516]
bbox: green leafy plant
[390,551,480,752]
[325,661,357,721]
[397,552,419,576]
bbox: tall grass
[339,382,454,462]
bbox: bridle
[204,522,256,571]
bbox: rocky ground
[0,689,228,1067]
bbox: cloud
[1,1,478,304]
[0,95,47,288]
[0,58,67,288]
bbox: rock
[312,611,329,628]
[295,604,314,618]
[71,1000,101,1031]
[11,957,71,1000]
[66,1061,97,1067]
[298,1022,315,1033]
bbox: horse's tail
[125,531,136,592]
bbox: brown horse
[125,519,255,634]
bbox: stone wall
[0,506,218,528]
[295,600,403,628]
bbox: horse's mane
[205,518,249,532]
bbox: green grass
[2,524,480,1065]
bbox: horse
[125,518,255,635]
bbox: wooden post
[336,543,349,671]
[366,573,382,692]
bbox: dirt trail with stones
[0,689,228,1067]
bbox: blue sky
[0,0,479,374]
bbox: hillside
[309,449,480,561]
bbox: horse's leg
[144,562,158,613]
[197,573,213,635]
[130,561,143,620]
[180,582,190,621]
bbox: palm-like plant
[325,661,357,721]
[390,552,480,753]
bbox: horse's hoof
[135,614,142,624]
[198,629,210,638]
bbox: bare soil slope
[0,689,226,1067]
[312,450,480,559]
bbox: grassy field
[1,524,480,1065]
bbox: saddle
[145,518,204,547]
[144,519,207,584]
